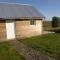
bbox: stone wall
[15,19,42,38]
[0,20,6,41]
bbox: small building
[0,3,45,41]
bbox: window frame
[30,19,36,25]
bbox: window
[30,20,36,25]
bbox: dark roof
[0,3,45,19]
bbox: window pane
[30,20,36,25]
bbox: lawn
[19,33,60,58]
[0,42,25,60]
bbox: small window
[30,20,36,25]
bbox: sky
[0,0,60,20]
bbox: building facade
[0,3,45,41]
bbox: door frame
[6,19,15,39]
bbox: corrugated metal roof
[0,3,45,19]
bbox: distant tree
[52,16,59,27]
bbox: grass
[43,21,60,31]
[19,33,60,58]
[0,42,25,60]
[43,21,52,28]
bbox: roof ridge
[0,2,32,6]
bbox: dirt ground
[9,40,51,60]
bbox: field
[0,42,25,60]
[43,21,52,28]
[43,21,60,29]
[20,33,60,59]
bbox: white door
[6,20,15,39]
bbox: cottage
[0,3,45,41]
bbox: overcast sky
[0,0,60,20]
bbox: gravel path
[9,40,54,60]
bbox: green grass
[43,21,52,28]
[43,21,60,31]
[0,42,25,60]
[19,33,60,58]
